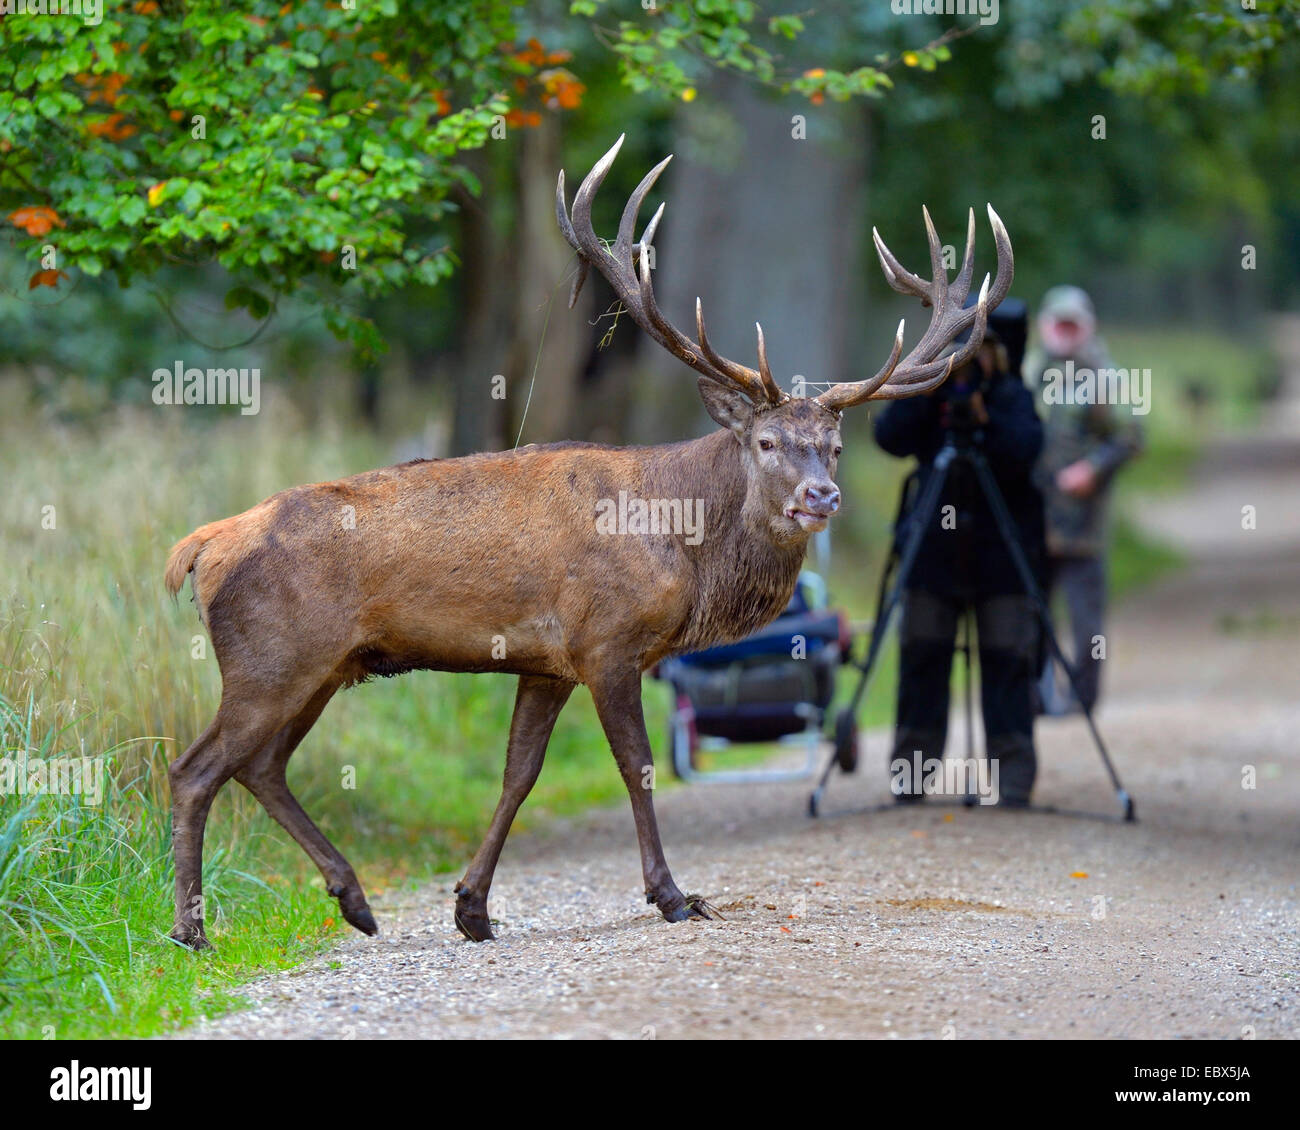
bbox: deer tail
[164,531,205,598]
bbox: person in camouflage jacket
[1024,286,1143,713]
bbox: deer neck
[649,428,810,652]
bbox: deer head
[556,135,1013,546]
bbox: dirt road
[185,324,1300,1041]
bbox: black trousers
[891,588,1039,803]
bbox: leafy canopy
[0,0,929,357]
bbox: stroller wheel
[834,708,859,773]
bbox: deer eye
[758,438,775,452]
[832,445,843,458]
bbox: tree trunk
[628,76,870,444]
[452,147,509,456]
[502,118,595,447]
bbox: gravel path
[183,322,1300,1041]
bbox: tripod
[809,429,1136,821]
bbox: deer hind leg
[169,694,306,950]
[587,667,712,926]
[233,680,379,938]
[454,675,575,942]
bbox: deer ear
[697,377,752,441]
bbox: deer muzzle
[786,480,841,529]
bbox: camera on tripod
[939,373,990,435]
[936,297,1029,439]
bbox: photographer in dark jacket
[873,312,1046,805]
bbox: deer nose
[801,481,841,516]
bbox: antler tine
[635,201,666,260]
[873,226,931,301]
[555,169,578,247]
[951,207,977,307]
[566,135,624,270]
[985,203,1014,309]
[866,357,957,400]
[815,206,1011,414]
[848,318,907,402]
[754,324,784,404]
[922,205,947,298]
[615,155,673,266]
[692,299,768,403]
[555,170,590,309]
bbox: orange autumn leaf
[810,91,825,105]
[29,269,67,290]
[133,0,160,11]
[88,113,137,141]
[169,108,184,121]
[433,88,451,116]
[504,108,541,129]
[803,67,826,79]
[1070,871,1089,879]
[8,205,64,237]
[535,67,584,111]
[514,37,548,67]
[77,71,127,107]
[322,916,336,929]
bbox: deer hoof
[340,896,378,937]
[453,884,495,942]
[331,884,379,937]
[454,906,495,943]
[342,901,379,937]
[169,925,213,951]
[658,891,719,924]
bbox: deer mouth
[784,505,831,532]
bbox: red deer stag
[164,135,1012,948]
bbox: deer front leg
[454,675,575,942]
[588,668,711,925]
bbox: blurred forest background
[0,1,1296,1037]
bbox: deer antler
[814,204,1014,412]
[557,135,787,408]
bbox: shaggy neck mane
[645,428,808,654]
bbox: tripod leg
[810,453,955,817]
[961,610,978,807]
[969,453,1135,821]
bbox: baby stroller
[654,570,857,783]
